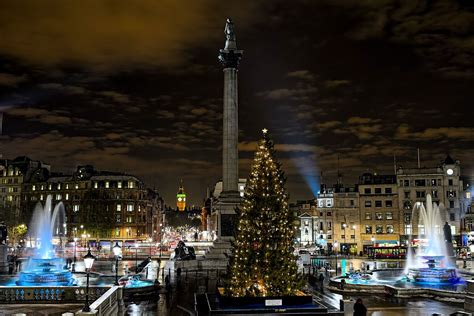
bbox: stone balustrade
[0,286,110,303]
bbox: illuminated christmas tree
[226,129,301,297]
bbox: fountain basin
[406,267,459,284]
[16,258,74,286]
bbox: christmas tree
[226,128,302,297]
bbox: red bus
[368,246,407,259]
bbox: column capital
[218,49,243,69]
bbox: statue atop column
[223,18,237,51]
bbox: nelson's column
[212,18,243,243]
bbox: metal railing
[0,286,109,303]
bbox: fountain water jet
[17,195,73,286]
[405,194,459,283]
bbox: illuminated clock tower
[176,181,186,211]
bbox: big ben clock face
[447,168,454,176]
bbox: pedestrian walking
[318,273,325,292]
[353,298,367,316]
[340,278,346,290]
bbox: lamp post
[72,237,78,272]
[352,225,356,255]
[134,243,139,273]
[334,241,339,274]
[113,242,122,286]
[82,249,96,313]
[342,223,347,255]
[159,223,163,259]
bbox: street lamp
[82,249,96,313]
[72,237,78,272]
[134,243,139,273]
[342,224,347,255]
[148,237,153,257]
[113,242,122,286]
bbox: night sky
[0,1,473,205]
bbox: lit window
[105,181,110,189]
[7,195,13,202]
[56,194,62,200]
[66,184,70,190]
[375,212,383,220]
[73,205,80,212]
[115,228,120,236]
[48,184,52,190]
[74,183,79,189]
[386,212,393,220]
[128,181,135,188]
[118,182,122,189]
[386,225,394,234]
[127,204,134,212]
[32,185,36,191]
[365,212,372,220]
[364,201,371,208]
[418,224,425,235]
[65,193,69,200]
[94,182,98,189]
[40,194,44,201]
[40,185,44,190]
[365,225,372,234]
[376,225,383,234]
[404,224,412,235]
[58,183,61,190]
[117,204,122,212]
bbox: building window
[365,212,372,220]
[432,190,438,198]
[127,204,134,212]
[40,194,44,201]
[386,212,393,220]
[65,193,69,200]
[418,225,425,235]
[116,204,122,212]
[126,216,133,223]
[364,201,372,208]
[118,181,122,189]
[386,225,394,234]
[416,191,425,198]
[376,225,383,234]
[450,213,455,221]
[105,181,110,188]
[58,183,61,190]
[350,199,354,206]
[448,179,453,186]
[319,222,324,230]
[375,188,382,194]
[404,200,412,210]
[56,194,62,200]
[40,185,45,190]
[126,228,131,237]
[415,179,426,186]
[73,205,79,212]
[327,235,332,240]
[447,190,456,198]
[404,180,409,187]
[129,181,135,188]
[385,200,393,207]
[375,200,382,208]
[327,222,332,229]
[364,188,371,194]
[431,179,437,186]
[115,228,120,237]
[449,201,455,209]
[404,191,410,199]
[32,185,36,191]
[116,214,121,223]
[404,224,412,235]
[385,188,392,194]
[94,182,98,189]
[66,184,70,190]
[48,184,52,190]
[75,183,79,189]
[375,212,383,220]
[326,211,332,216]
[365,225,372,234]
[404,213,411,223]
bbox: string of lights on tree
[226,128,302,297]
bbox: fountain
[405,194,459,283]
[16,195,73,286]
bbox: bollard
[339,299,344,312]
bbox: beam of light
[290,155,320,198]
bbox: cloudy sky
[1,0,473,205]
